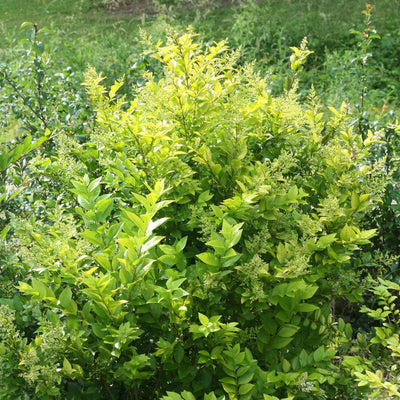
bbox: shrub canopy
[1,30,398,400]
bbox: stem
[2,74,48,129]
[357,4,377,141]
[133,380,139,400]
[174,37,191,90]
[172,36,192,140]
[102,378,116,400]
[150,369,162,399]
[32,27,47,130]
[358,47,366,140]
[126,124,151,181]
[202,154,227,191]
[177,95,190,140]
[285,71,298,98]
[147,303,163,329]
[234,365,240,399]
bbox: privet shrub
[0,30,397,399]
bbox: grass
[1,0,113,32]
[0,0,399,108]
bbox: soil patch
[104,0,239,18]
[107,0,159,18]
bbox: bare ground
[103,0,239,18]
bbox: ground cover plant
[1,1,400,399]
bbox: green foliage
[0,23,90,137]
[350,5,400,288]
[0,26,396,398]
[0,22,92,235]
[0,305,67,399]
[0,2,400,398]
[349,3,381,139]
[335,278,400,399]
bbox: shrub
[0,22,92,231]
[0,29,395,399]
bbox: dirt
[104,0,239,19]
[106,0,159,18]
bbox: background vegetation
[1,0,400,399]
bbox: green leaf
[211,205,224,219]
[124,211,145,231]
[313,346,325,362]
[82,302,92,320]
[141,235,164,252]
[31,279,49,299]
[181,391,196,400]
[238,370,254,385]
[159,254,176,266]
[88,177,102,194]
[220,377,236,391]
[236,365,250,377]
[287,185,298,202]
[299,284,318,300]
[340,225,355,242]
[271,336,294,349]
[0,225,9,240]
[167,278,186,291]
[92,324,107,338]
[299,349,308,367]
[119,266,133,285]
[81,231,104,246]
[338,318,345,331]
[351,192,360,210]
[77,195,91,211]
[342,356,361,367]
[278,324,300,338]
[133,192,149,207]
[59,287,72,309]
[345,323,353,339]
[197,252,219,267]
[63,358,73,374]
[198,191,213,204]
[17,281,34,295]
[239,383,254,395]
[10,144,24,164]
[315,233,337,250]
[118,238,135,250]
[175,236,188,252]
[297,303,319,312]
[174,344,184,363]
[95,197,113,221]
[282,358,291,372]
[65,299,78,315]
[164,392,183,400]
[206,239,227,252]
[20,21,34,28]
[94,254,112,270]
[0,151,8,170]
[146,217,169,235]
[276,243,286,263]
[198,313,210,326]
[31,133,49,150]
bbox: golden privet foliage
[1,30,395,400]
